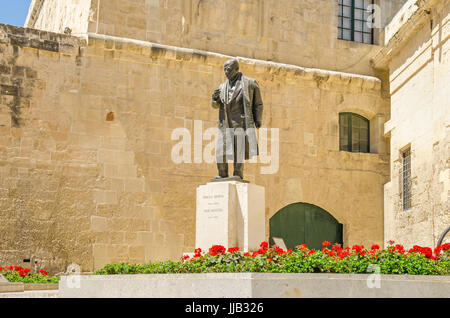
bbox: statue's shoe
[212,175,228,180]
[210,176,249,183]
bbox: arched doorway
[269,203,343,250]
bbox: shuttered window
[402,148,412,211]
[339,113,370,153]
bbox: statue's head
[224,59,240,81]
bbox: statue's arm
[252,80,263,128]
[212,87,222,109]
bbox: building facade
[0,0,447,273]
[373,0,449,247]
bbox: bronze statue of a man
[211,59,264,181]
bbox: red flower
[193,247,202,258]
[337,252,350,259]
[39,269,48,276]
[266,258,273,263]
[308,250,316,256]
[442,243,450,251]
[0,267,4,271]
[297,244,308,250]
[260,242,269,250]
[332,244,343,253]
[252,252,259,257]
[322,241,331,246]
[287,248,293,254]
[434,245,442,256]
[275,247,285,255]
[420,247,433,259]
[371,244,380,250]
[209,245,226,256]
[359,250,366,256]
[182,255,190,261]
[352,245,363,252]
[243,252,251,257]
[394,244,405,253]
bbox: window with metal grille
[402,148,412,211]
[338,0,374,44]
[339,113,370,153]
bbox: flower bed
[0,266,60,284]
[95,241,450,276]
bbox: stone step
[0,290,59,298]
[0,282,24,294]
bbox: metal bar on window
[351,0,355,41]
[402,148,412,210]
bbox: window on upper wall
[338,0,374,44]
[401,147,412,211]
[339,113,370,153]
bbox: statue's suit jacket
[212,73,264,160]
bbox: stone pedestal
[195,181,265,252]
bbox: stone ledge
[24,283,59,291]
[0,282,24,293]
[0,274,58,293]
[85,33,382,93]
[0,23,382,93]
[371,0,441,69]
[58,273,450,298]
[0,23,81,54]
[0,290,59,298]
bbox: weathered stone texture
[25,0,404,77]
[381,0,449,247]
[25,0,93,36]
[0,20,390,272]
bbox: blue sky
[0,0,32,27]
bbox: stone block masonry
[375,0,449,248]
[25,0,407,78]
[0,23,389,273]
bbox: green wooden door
[269,203,343,250]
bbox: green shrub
[95,242,450,276]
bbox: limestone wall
[383,0,449,247]
[0,24,389,273]
[380,0,409,28]
[25,0,404,78]
[25,0,93,35]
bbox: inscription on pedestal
[201,195,224,218]
[196,181,265,252]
